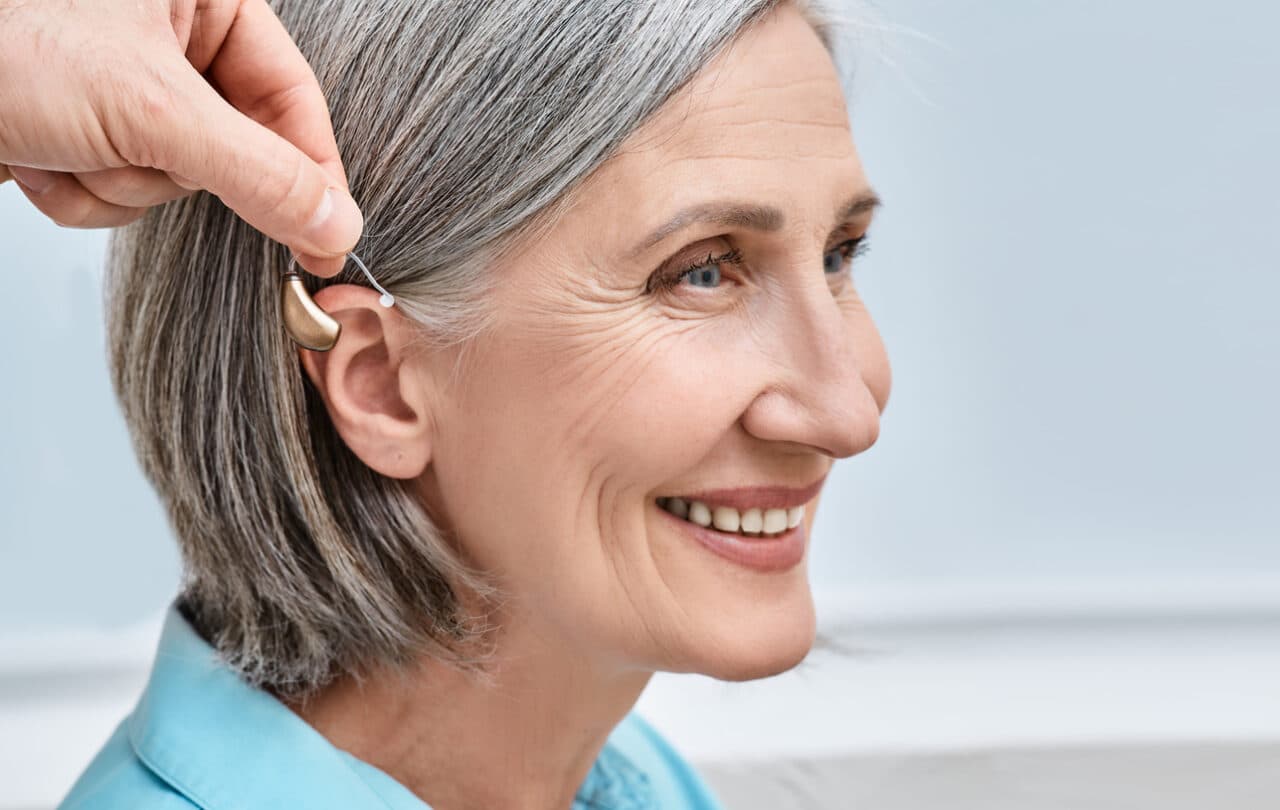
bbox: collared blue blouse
[59,604,725,810]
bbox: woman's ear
[297,284,433,479]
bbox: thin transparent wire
[286,252,396,308]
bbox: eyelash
[645,247,745,294]
[831,235,871,270]
[645,237,869,294]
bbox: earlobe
[297,284,434,479]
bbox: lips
[653,472,826,539]
[665,474,828,512]
[654,498,809,573]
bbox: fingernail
[9,166,56,194]
[305,187,363,255]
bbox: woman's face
[421,4,889,679]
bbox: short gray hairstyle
[107,0,839,697]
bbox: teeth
[712,506,740,532]
[687,500,712,527]
[659,498,804,538]
[762,508,787,533]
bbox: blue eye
[646,247,744,294]
[682,264,722,288]
[824,236,869,275]
[646,238,868,297]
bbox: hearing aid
[281,251,395,352]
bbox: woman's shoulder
[604,711,725,810]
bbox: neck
[284,608,653,810]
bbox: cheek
[424,341,588,578]
[423,324,695,556]
[578,320,766,480]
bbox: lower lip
[656,504,807,573]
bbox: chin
[686,585,818,682]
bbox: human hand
[0,0,361,277]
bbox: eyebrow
[629,190,882,259]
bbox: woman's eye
[646,247,742,294]
[647,238,868,297]
[823,236,869,275]
[682,264,722,288]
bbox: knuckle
[105,62,187,169]
[74,169,115,202]
[117,179,153,207]
[240,82,309,130]
[99,168,158,206]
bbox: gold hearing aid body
[281,252,394,352]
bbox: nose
[739,272,882,459]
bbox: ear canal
[281,271,341,351]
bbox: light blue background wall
[2,0,1276,630]
[822,0,1280,596]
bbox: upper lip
[663,473,828,511]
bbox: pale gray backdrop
[2,0,1277,632]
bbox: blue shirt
[59,603,724,810]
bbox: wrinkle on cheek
[582,469,677,662]
[554,315,690,454]
[503,259,708,446]
[501,244,635,335]
[599,481,694,668]
[743,279,792,352]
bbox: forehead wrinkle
[673,101,851,147]
[667,140,855,166]
[661,108,855,167]
[697,104,845,128]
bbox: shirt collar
[127,603,428,810]
[127,603,656,810]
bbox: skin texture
[296,4,891,810]
[0,0,360,276]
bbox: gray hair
[106,0,839,697]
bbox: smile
[656,497,805,538]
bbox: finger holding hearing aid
[0,0,361,278]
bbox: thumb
[155,64,363,264]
